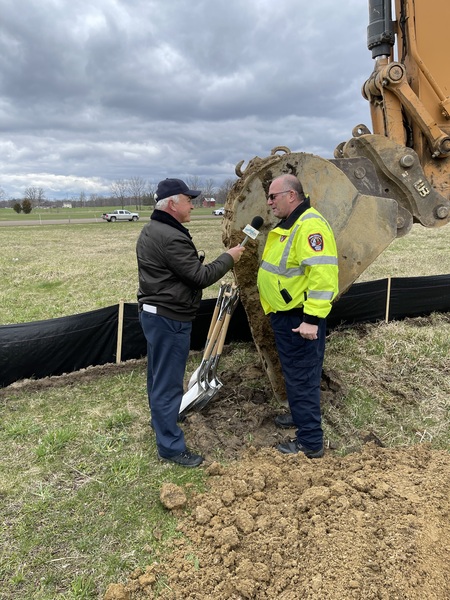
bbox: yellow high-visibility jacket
[257,205,339,319]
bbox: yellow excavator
[223,0,450,401]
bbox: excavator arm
[339,0,450,229]
[223,0,450,402]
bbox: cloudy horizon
[0,0,374,200]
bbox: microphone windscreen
[251,216,264,230]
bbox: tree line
[0,176,237,212]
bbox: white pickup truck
[102,209,140,222]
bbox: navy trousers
[270,312,326,451]
[139,311,192,458]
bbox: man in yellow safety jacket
[257,174,339,458]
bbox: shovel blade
[179,377,221,418]
[179,375,212,417]
[191,380,222,412]
[179,383,203,416]
[187,367,199,390]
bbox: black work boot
[157,450,204,468]
[274,413,295,428]
[276,439,324,459]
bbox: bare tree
[110,179,129,209]
[89,193,101,206]
[186,176,203,206]
[203,178,216,205]
[24,186,45,207]
[216,178,237,205]
[144,181,157,207]
[129,176,147,210]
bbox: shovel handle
[202,313,226,361]
[200,289,232,360]
[206,282,227,341]
[216,311,232,356]
[214,286,239,358]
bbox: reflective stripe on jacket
[257,207,339,317]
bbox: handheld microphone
[240,216,264,246]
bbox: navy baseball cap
[154,178,201,201]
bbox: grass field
[1,218,449,599]
[0,216,228,325]
[0,219,449,325]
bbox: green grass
[0,205,143,221]
[0,366,206,600]
[1,221,449,325]
[355,223,450,282]
[323,313,450,453]
[1,316,449,598]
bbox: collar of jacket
[151,209,192,239]
[277,196,311,230]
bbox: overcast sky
[0,0,375,200]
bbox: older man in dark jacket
[136,178,244,467]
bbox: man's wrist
[303,313,320,326]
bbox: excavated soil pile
[106,443,450,600]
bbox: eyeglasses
[267,190,291,201]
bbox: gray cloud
[0,0,374,199]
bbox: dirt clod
[160,483,187,510]
[103,583,130,600]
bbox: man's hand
[227,245,245,263]
[292,321,318,340]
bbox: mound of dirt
[102,355,450,600]
[106,443,450,600]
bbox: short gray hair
[155,194,180,210]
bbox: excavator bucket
[222,147,399,403]
[220,0,450,405]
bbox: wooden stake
[116,299,125,364]
[385,276,392,323]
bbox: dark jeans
[270,312,326,451]
[139,311,192,457]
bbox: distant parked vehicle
[102,210,140,222]
[212,207,225,216]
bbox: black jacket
[136,210,234,321]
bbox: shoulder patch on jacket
[308,233,323,252]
